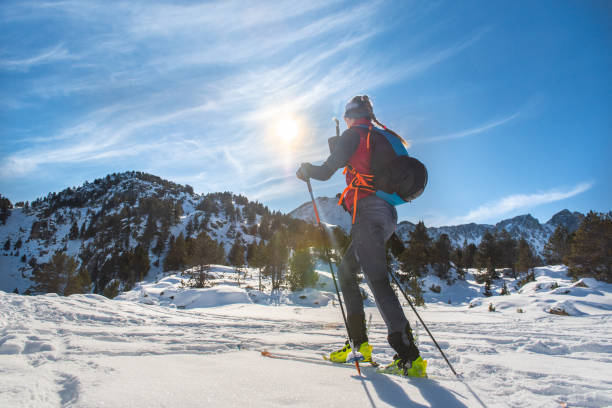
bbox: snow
[1,265,611,407]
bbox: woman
[296,95,427,377]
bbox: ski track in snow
[1,270,611,407]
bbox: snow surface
[1,265,611,407]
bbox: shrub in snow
[549,307,569,316]
[429,284,441,293]
[103,280,120,299]
[488,303,496,312]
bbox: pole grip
[334,117,340,138]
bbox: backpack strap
[337,124,375,224]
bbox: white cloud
[447,182,594,225]
[420,113,519,144]
[0,44,70,71]
[1,0,487,204]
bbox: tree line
[394,211,611,304]
[6,171,609,297]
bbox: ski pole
[306,178,361,376]
[388,269,459,377]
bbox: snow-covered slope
[1,265,611,407]
[0,172,296,294]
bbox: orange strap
[337,165,376,224]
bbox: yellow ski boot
[380,355,428,378]
[328,341,373,363]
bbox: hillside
[0,172,306,294]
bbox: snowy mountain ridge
[0,171,300,294]
[0,172,588,294]
[289,197,584,256]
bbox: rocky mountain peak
[546,209,584,232]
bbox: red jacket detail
[344,120,374,213]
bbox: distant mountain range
[288,197,585,256]
[0,172,589,294]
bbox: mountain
[0,171,302,294]
[0,175,588,295]
[289,196,352,232]
[289,196,585,256]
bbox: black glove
[296,162,313,181]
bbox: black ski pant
[338,194,409,346]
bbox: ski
[261,350,435,380]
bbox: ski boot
[380,354,428,378]
[383,323,427,377]
[328,341,373,363]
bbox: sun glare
[275,118,299,142]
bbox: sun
[275,118,299,142]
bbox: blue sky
[1,0,610,227]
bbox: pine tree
[287,248,317,291]
[69,221,79,240]
[246,242,257,266]
[186,217,195,237]
[496,230,517,271]
[515,238,536,276]
[164,233,187,271]
[565,211,612,282]
[64,267,92,296]
[228,238,245,268]
[249,241,268,291]
[408,274,425,306]
[131,245,150,283]
[264,231,289,290]
[228,238,245,285]
[246,207,257,225]
[483,277,492,297]
[0,195,12,225]
[544,225,572,265]
[432,233,452,281]
[476,231,498,275]
[142,215,158,248]
[463,242,477,269]
[452,246,465,280]
[185,232,225,287]
[399,221,431,279]
[30,251,84,295]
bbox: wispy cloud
[1,0,486,202]
[0,44,70,71]
[445,182,594,225]
[419,112,520,144]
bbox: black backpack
[357,125,428,205]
